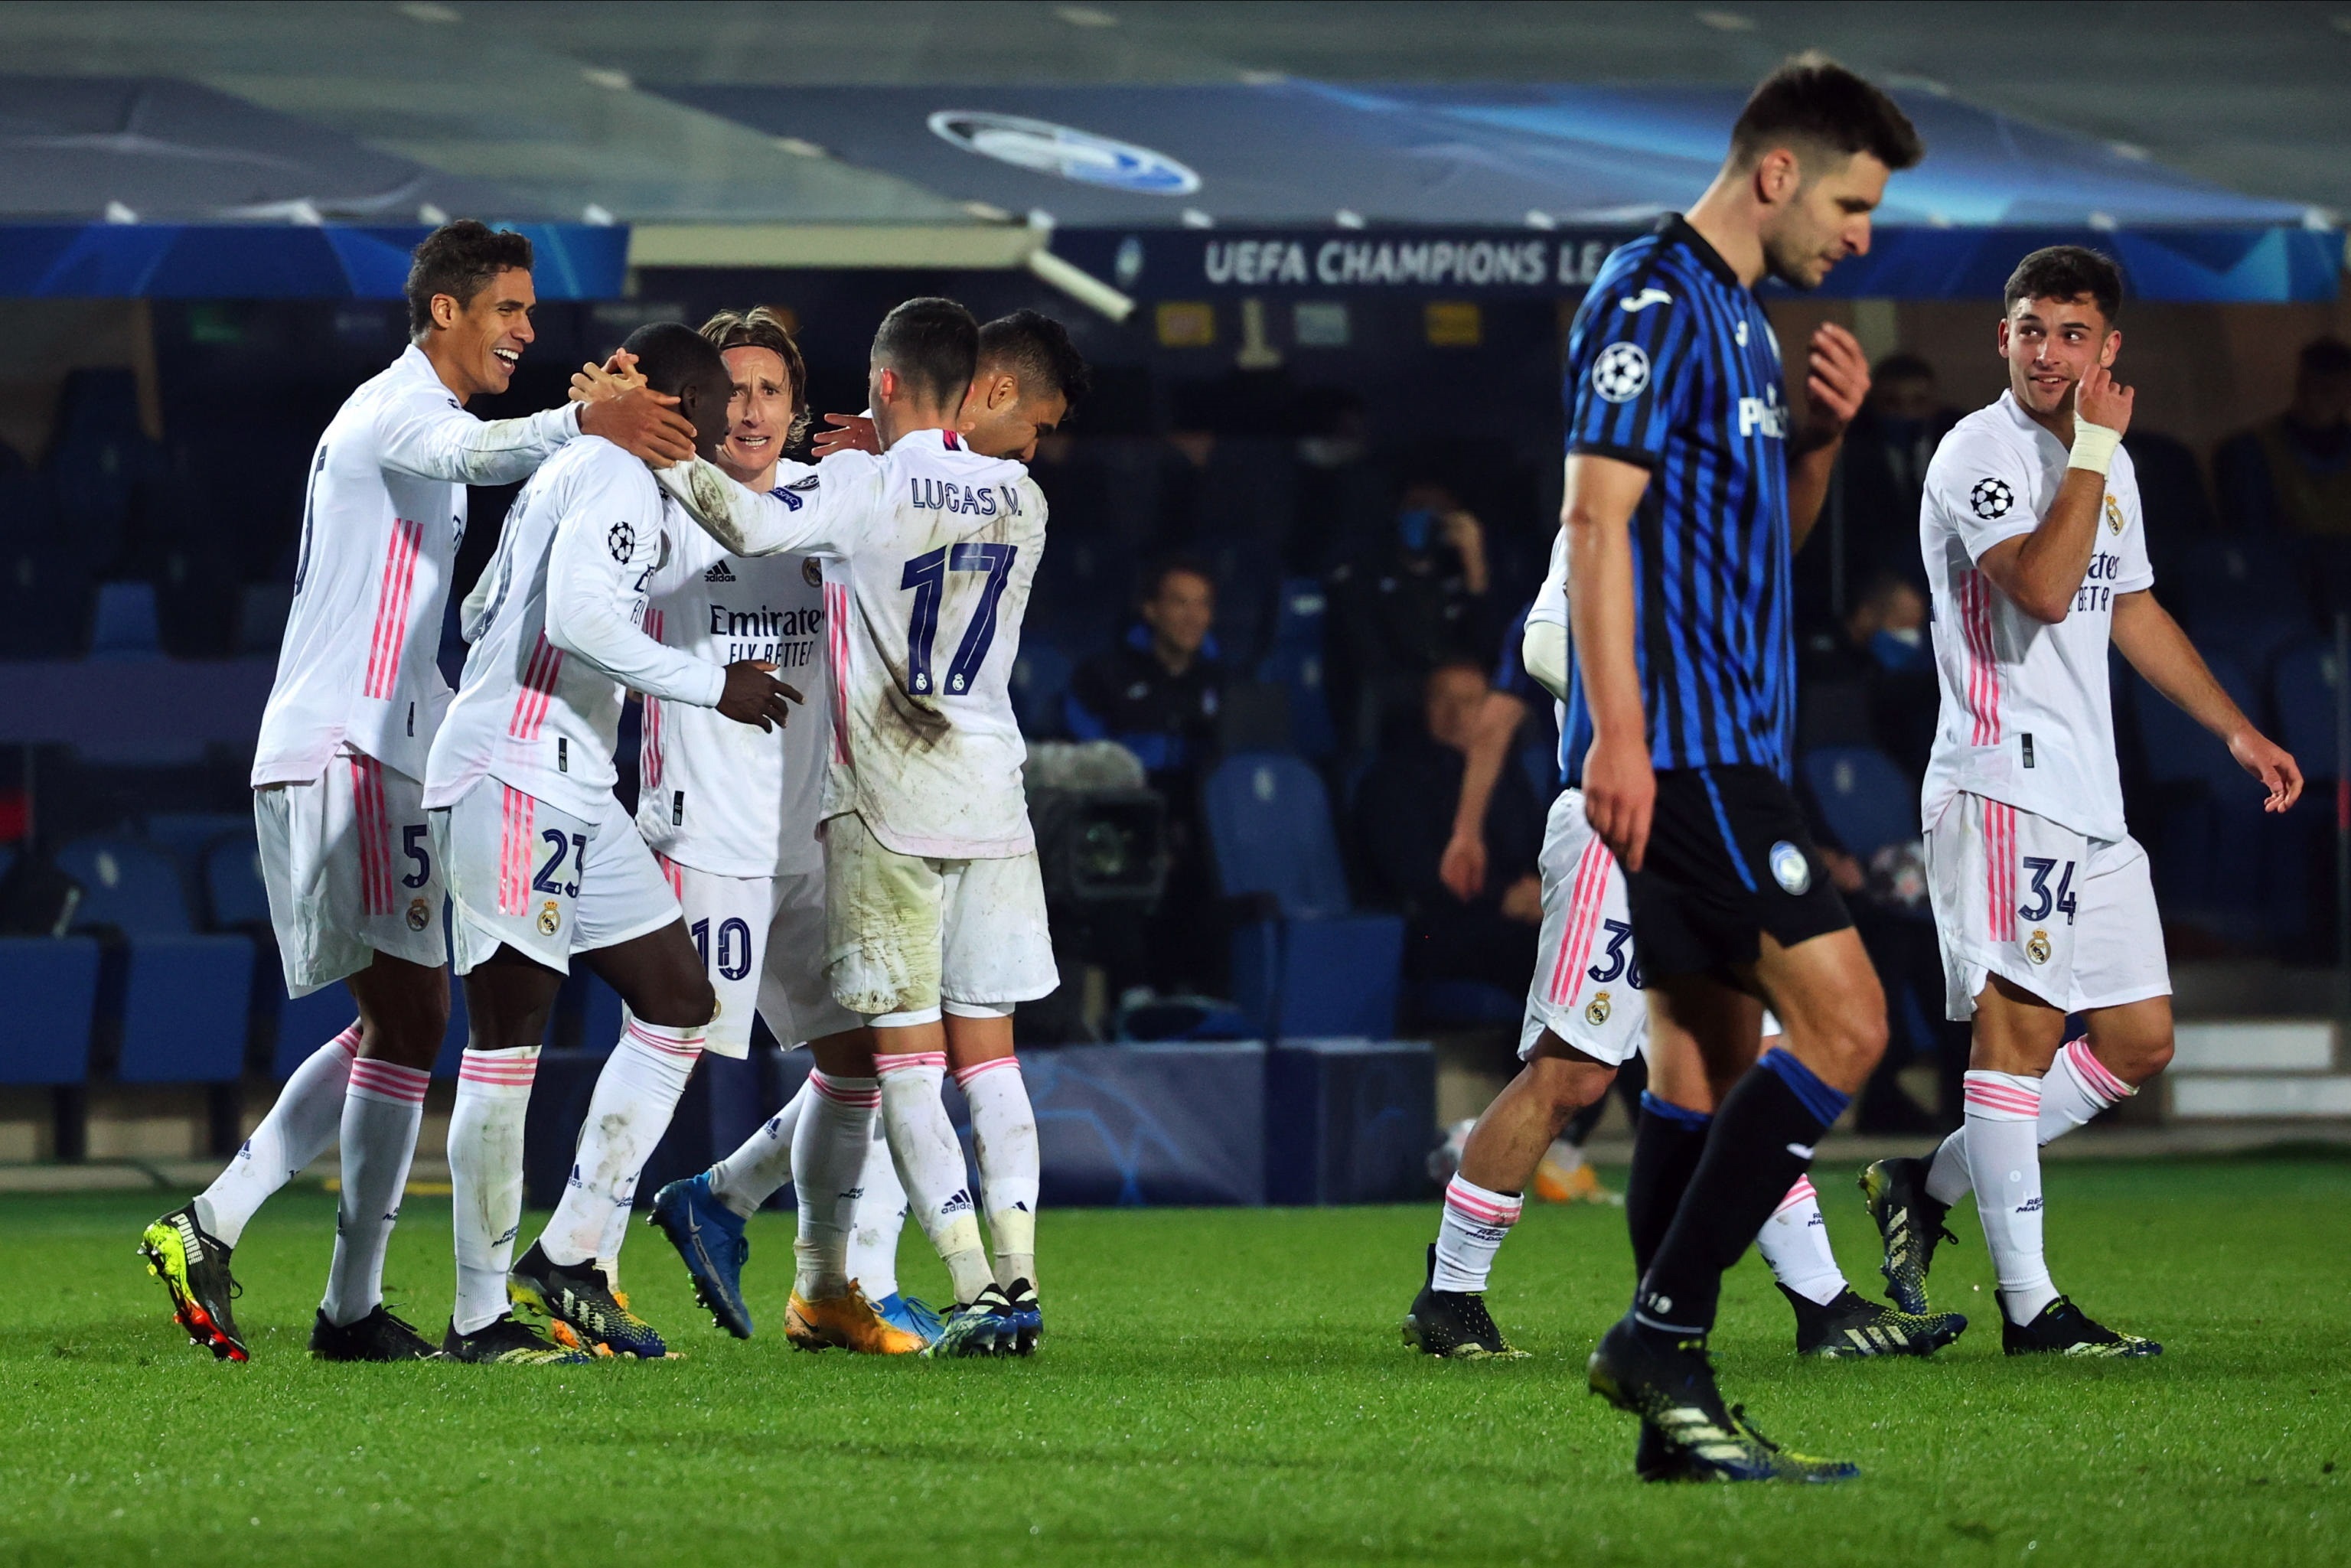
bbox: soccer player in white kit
[424,322,801,1364]
[137,221,695,1364]
[1860,246,2301,1355]
[657,300,1081,1358]
[1402,530,1965,1381]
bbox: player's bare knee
[634,972,717,1031]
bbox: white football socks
[790,1071,879,1299]
[956,1055,1040,1289]
[540,1018,703,1268]
[876,1047,993,1305]
[448,1045,537,1335]
[847,1117,908,1302]
[1756,1177,1847,1306]
[1432,1174,1521,1293]
[708,1081,809,1218]
[1961,1070,2056,1325]
[320,1056,428,1326]
[1925,1038,2136,1206]
[195,1024,357,1246]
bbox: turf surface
[2,1158,2346,1566]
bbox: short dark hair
[1873,351,1935,383]
[2004,246,2124,324]
[1731,54,1923,175]
[619,321,730,403]
[701,306,810,445]
[872,296,979,409]
[2300,337,2351,380]
[980,309,1092,412]
[1140,553,1214,604]
[405,220,533,340]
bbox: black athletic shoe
[925,1284,1022,1358]
[1635,1420,1707,1483]
[1587,1314,1859,1482]
[139,1205,246,1362]
[1784,1284,1968,1359]
[441,1312,598,1365]
[508,1240,669,1358]
[1860,1156,1956,1314]
[308,1305,440,1361]
[1002,1278,1042,1357]
[1400,1244,1530,1361]
[2000,1295,2162,1358]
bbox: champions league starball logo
[1970,478,2015,522]
[1591,341,1651,403]
[927,110,1201,195]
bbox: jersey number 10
[899,543,1019,698]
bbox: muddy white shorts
[654,856,862,1055]
[433,781,679,976]
[1520,788,1648,1067]
[255,746,447,996]
[823,811,1058,1022]
[1926,791,2170,1019]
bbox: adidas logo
[941,1189,975,1216]
[705,560,736,582]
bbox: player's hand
[1581,731,1655,872]
[1438,827,1488,902]
[569,348,647,404]
[579,384,698,469]
[717,660,804,732]
[1499,873,1544,925]
[1803,322,1871,434]
[2074,360,2135,436]
[810,412,880,458]
[2229,727,2302,813]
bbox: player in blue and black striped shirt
[1567,56,1924,1481]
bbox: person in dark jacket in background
[1355,657,1544,993]
[1325,484,1502,753]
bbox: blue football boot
[872,1291,946,1348]
[649,1173,754,1338]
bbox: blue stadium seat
[1204,752,1402,1038]
[115,934,254,1083]
[1802,745,1919,859]
[1413,980,1523,1027]
[45,367,166,571]
[57,836,193,934]
[204,833,271,929]
[274,983,358,1079]
[88,581,164,660]
[2130,657,2269,939]
[0,937,102,1084]
[1255,579,1336,758]
[1012,639,1073,738]
[2271,644,2340,781]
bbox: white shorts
[434,781,680,976]
[823,811,1059,1022]
[1520,789,1648,1067]
[255,747,446,997]
[1926,791,2171,1019]
[655,856,862,1056]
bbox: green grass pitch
[2,1158,2346,1566]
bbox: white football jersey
[254,344,581,785]
[424,437,726,822]
[657,429,1044,858]
[1919,390,2153,843]
[637,460,832,879]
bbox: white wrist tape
[2068,417,2123,475]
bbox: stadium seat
[1255,579,1337,758]
[2271,644,2340,781]
[1412,980,1524,1027]
[274,982,357,1080]
[114,934,255,1083]
[0,936,102,1084]
[45,367,166,573]
[1802,745,1918,859]
[2130,657,2270,939]
[144,811,249,862]
[203,833,271,930]
[1012,639,1073,738]
[87,582,163,660]
[56,836,194,934]
[1204,752,1402,1038]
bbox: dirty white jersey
[637,460,832,879]
[658,429,1043,858]
[254,344,582,786]
[1919,390,2153,843]
[425,436,726,822]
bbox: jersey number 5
[899,543,1019,698]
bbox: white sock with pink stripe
[1925,1038,2137,1207]
[876,1046,994,1305]
[321,1055,429,1326]
[1432,1175,1521,1293]
[1961,1069,2057,1324]
[957,1055,1041,1289]
[540,1016,703,1268]
[1755,1177,1847,1306]
[847,1119,909,1301]
[708,1082,809,1218]
[196,1024,359,1247]
[791,1070,880,1299]
[449,1045,538,1335]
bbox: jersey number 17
[899,543,1018,697]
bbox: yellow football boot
[785,1281,928,1354]
[1534,1153,1619,1206]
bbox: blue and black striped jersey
[1562,215,1795,776]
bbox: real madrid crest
[406,897,431,932]
[2025,928,2052,965]
[1585,991,1612,1026]
[803,558,823,588]
[538,900,562,937]
[2104,494,2125,536]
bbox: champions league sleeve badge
[1769,840,1813,896]
[1969,478,2014,522]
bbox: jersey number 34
[899,543,1018,698]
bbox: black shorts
[1623,764,1852,980]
